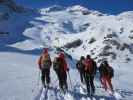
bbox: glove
[67,68,69,71]
[39,65,42,70]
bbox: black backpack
[107,66,114,78]
[76,60,84,70]
[53,57,62,71]
[92,60,97,75]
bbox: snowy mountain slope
[0,1,133,100]
[16,5,133,63]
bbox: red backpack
[84,59,93,74]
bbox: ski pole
[32,70,41,93]
[37,70,41,86]
[67,71,73,90]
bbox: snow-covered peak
[118,11,133,17]
[67,5,89,12]
[117,11,133,21]
[67,5,104,16]
[43,5,65,13]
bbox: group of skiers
[76,55,114,95]
[38,48,69,92]
[38,48,114,95]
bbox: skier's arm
[48,54,52,67]
[93,61,97,75]
[64,60,69,71]
[38,55,42,70]
[111,67,114,78]
[76,62,79,69]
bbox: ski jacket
[84,59,93,72]
[99,64,114,78]
[84,58,96,75]
[58,52,69,73]
[53,57,61,71]
[76,60,85,71]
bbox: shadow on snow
[0,9,48,55]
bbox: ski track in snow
[34,81,122,100]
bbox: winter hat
[103,60,109,66]
[80,56,85,60]
[86,55,91,59]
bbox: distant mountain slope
[15,5,132,64]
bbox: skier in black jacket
[76,56,85,83]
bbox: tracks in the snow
[35,83,121,100]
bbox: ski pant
[55,70,68,90]
[41,69,50,86]
[100,75,113,91]
[84,73,95,95]
[78,69,85,83]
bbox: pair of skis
[42,85,68,99]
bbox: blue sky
[15,0,133,14]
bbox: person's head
[86,55,91,59]
[103,60,109,66]
[59,52,65,59]
[43,48,48,54]
[80,56,85,61]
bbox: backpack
[92,60,97,75]
[107,66,114,78]
[100,63,114,78]
[41,54,51,69]
[53,57,62,71]
[84,59,93,74]
[76,60,84,70]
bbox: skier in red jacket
[53,52,69,92]
[84,55,97,96]
[99,61,114,93]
